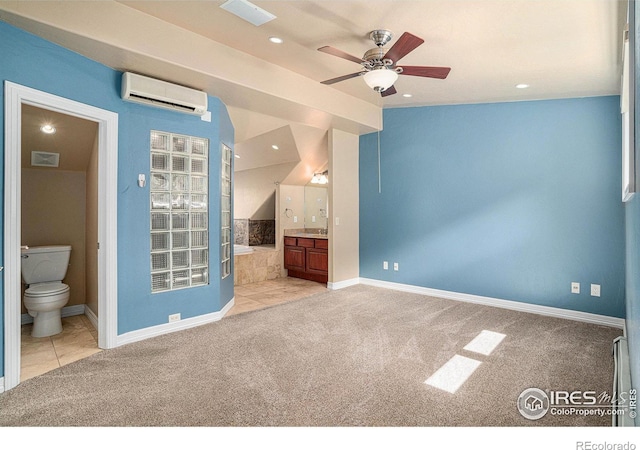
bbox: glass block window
[150,131,209,292]
[221,143,232,279]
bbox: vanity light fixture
[311,170,329,185]
[40,124,56,134]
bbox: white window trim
[622,4,636,202]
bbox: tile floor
[21,314,101,382]
[20,277,328,381]
[228,277,328,315]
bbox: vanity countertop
[285,232,328,240]
[284,229,328,240]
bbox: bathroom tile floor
[21,314,101,382]
[19,277,327,382]
[228,277,328,316]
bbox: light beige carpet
[0,285,621,426]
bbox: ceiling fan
[318,29,451,97]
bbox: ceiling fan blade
[381,85,397,97]
[383,32,424,64]
[318,46,364,64]
[320,72,364,85]
[398,66,451,79]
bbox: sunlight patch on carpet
[424,355,482,393]
[463,330,506,356]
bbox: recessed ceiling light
[40,124,56,134]
[272,144,279,150]
[402,93,413,98]
[516,84,530,89]
[269,36,283,44]
[234,154,240,159]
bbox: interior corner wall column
[328,128,359,284]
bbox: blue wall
[360,97,625,318]
[0,21,234,377]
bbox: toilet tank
[21,245,72,285]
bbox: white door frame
[4,81,119,391]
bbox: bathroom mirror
[304,185,328,229]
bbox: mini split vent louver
[31,151,60,168]
[121,72,208,116]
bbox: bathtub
[234,244,254,255]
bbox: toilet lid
[25,282,69,296]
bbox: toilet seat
[25,282,70,297]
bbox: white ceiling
[1,0,626,181]
[21,104,98,172]
[120,0,625,107]
[234,125,300,171]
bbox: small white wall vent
[220,0,276,26]
[31,151,60,168]
[121,72,208,116]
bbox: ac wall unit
[121,72,208,116]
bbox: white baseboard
[84,305,98,330]
[327,277,361,290]
[359,278,625,329]
[17,297,236,348]
[0,377,4,394]
[115,297,235,347]
[20,303,87,325]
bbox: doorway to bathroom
[19,104,100,381]
[3,82,118,391]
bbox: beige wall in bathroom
[234,162,297,220]
[328,128,359,284]
[277,184,304,276]
[85,136,99,317]
[21,169,87,311]
[278,184,305,239]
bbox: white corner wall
[328,128,359,284]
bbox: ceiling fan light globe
[363,69,398,92]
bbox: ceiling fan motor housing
[369,29,393,47]
[362,48,386,68]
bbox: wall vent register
[150,131,209,292]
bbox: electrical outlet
[590,284,601,297]
[393,262,399,271]
[571,282,580,294]
[169,313,181,323]
[383,261,388,270]
[293,216,298,223]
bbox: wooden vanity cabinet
[284,237,328,283]
[283,238,305,272]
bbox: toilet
[21,245,72,338]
